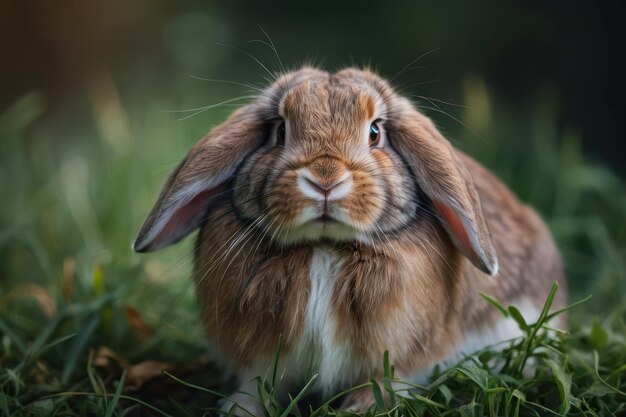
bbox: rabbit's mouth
[276,215,361,245]
[304,212,350,230]
[313,214,335,225]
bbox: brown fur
[194,205,312,367]
[134,67,567,413]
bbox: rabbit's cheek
[265,170,303,224]
[342,171,383,222]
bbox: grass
[1,73,625,416]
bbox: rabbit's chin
[276,219,371,246]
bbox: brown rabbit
[133,67,566,414]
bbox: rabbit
[133,67,567,414]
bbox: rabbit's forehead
[278,76,385,144]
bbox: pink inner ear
[154,182,229,246]
[432,199,473,253]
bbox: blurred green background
[0,0,625,400]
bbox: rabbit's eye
[369,122,381,147]
[276,121,286,146]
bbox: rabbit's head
[133,67,497,275]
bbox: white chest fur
[282,250,543,392]
[287,247,359,393]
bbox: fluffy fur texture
[134,67,567,414]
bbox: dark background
[2,0,625,169]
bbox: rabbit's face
[233,68,419,244]
[135,66,497,275]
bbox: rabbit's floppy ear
[133,104,265,252]
[390,102,498,276]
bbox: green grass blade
[61,314,100,385]
[271,334,284,390]
[278,374,317,417]
[457,365,489,391]
[508,306,529,332]
[479,292,509,317]
[592,351,626,397]
[40,391,174,417]
[0,317,26,354]
[544,358,572,415]
[536,281,559,326]
[309,382,372,417]
[545,294,592,321]
[26,316,62,360]
[370,379,385,413]
[408,392,445,409]
[162,370,252,404]
[104,369,126,417]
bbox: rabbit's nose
[297,169,353,201]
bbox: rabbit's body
[134,67,566,413]
[193,151,564,394]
